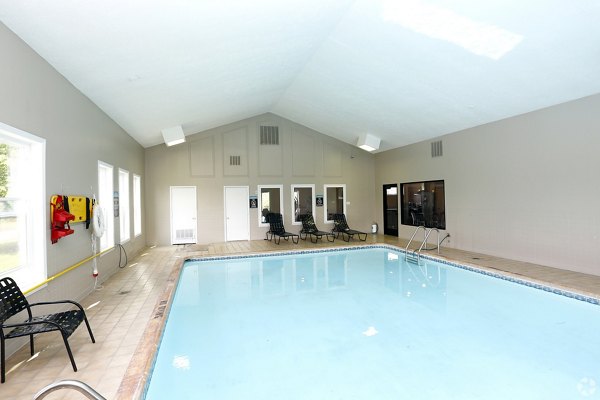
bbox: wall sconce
[162,125,186,146]
[357,133,380,152]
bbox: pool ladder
[405,226,440,265]
[34,380,107,400]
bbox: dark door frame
[383,184,398,236]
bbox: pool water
[145,248,600,399]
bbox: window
[0,122,46,289]
[400,180,445,229]
[291,184,315,225]
[98,161,114,251]
[133,174,141,237]
[324,184,346,223]
[257,185,283,226]
[118,168,130,243]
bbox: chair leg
[60,333,78,372]
[1,338,5,383]
[29,333,36,356]
[83,316,96,343]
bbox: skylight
[382,0,522,60]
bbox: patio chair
[267,213,299,244]
[300,214,335,243]
[263,211,273,240]
[0,277,96,383]
[332,213,368,242]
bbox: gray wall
[375,93,600,276]
[145,113,376,245]
[0,19,146,349]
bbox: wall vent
[431,140,443,157]
[175,229,194,241]
[229,155,241,166]
[260,126,279,145]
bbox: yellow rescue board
[65,195,91,223]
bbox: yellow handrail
[24,246,115,295]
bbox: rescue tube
[92,205,106,238]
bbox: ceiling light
[161,125,186,146]
[357,133,380,152]
[382,0,522,60]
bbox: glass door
[383,184,398,236]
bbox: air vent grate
[175,229,194,241]
[230,155,241,166]
[260,126,279,145]
[431,140,443,157]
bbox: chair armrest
[28,300,86,312]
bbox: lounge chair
[300,214,335,243]
[332,213,368,242]
[263,211,273,240]
[267,213,299,244]
[0,277,96,383]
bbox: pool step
[406,250,420,265]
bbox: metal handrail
[416,227,440,260]
[406,226,441,265]
[33,380,107,400]
[405,225,427,261]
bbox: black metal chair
[0,277,95,383]
[332,213,368,242]
[300,214,335,243]
[267,213,299,244]
[263,211,274,240]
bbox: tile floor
[2,235,600,399]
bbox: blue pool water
[145,247,600,399]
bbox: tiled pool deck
[3,235,600,399]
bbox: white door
[224,186,249,241]
[170,186,197,244]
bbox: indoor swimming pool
[144,247,600,399]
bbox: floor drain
[119,290,130,295]
[472,257,481,260]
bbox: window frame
[98,161,115,252]
[0,122,46,290]
[257,185,283,227]
[290,184,315,226]
[400,179,446,229]
[118,168,130,243]
[133,174,141,237]
[323,184,346,224]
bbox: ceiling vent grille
[229,155,241,166]
[260,126,279,145]
[431,140,443,158]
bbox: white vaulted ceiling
[1,0,599,151]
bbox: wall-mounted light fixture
[357,133,380,152]
[161,125,186,146]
